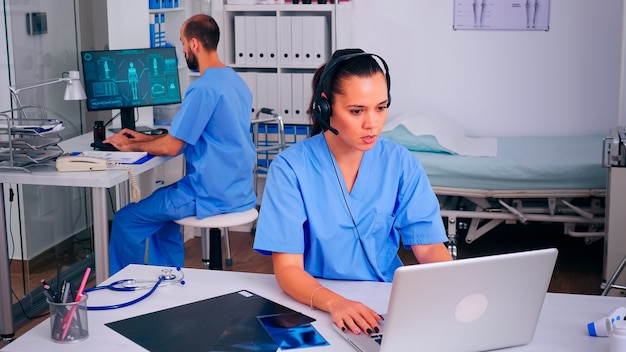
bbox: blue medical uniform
[253,134,447,282]
[109,68,257,275]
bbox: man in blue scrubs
[105,14,256,275]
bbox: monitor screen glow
[81,47,182,130]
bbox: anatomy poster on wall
[453,0,550,31]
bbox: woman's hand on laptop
[329,298,384,336]
[272,252,383,335]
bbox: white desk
[0,264,623,351]
[0,133,174,337]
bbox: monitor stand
[120,107,136,131]
[110,107,153,134]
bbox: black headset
[311,52,391,135]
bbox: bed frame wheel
[447,242,457,260]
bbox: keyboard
[370,332,383,345]
[90,140,119,151]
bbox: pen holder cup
[48,294,89,343]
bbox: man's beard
[186,51,198,71]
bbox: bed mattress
[382,131,607,191]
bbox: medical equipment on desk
[83,267,185,310]
[604,126,626,168]
[588,306,626,337]
[602,126,626,295]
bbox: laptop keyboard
[370,332,383,345]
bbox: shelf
[0,136,62,149]
[222,3,337,124]
[0,148,62,164]
[225,4,335,12]
[149,6,187,14]
[0,110,65,172]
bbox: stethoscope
[84,267,186,310]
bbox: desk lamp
[8,70,87,107]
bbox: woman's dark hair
[307,49,388,136]
[184,14,220,51]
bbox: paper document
[79,151,149,164]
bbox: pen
[60,267,91,341]
[62,281,71,303]
[59,280,66,302]
[57,264,61,302]
[75,267,91,302]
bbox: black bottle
[93,120,105,143]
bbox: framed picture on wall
[453,0,550,31]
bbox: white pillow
[383,113,498,157]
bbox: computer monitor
[81,47,182,131]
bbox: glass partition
[3,0,91,326]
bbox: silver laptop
[333,248,558,352]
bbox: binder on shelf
[255,17,268,66]
[266,124,279,144]
[150,13,159,48]
[158,13,166,47]
[312,16,329,65]
[279,16,292,66]
[240,72,257,115]
[256,73,269,114]
[280,73,293,123]
[302,16,315,66]
[290,16,303,66]
[244,16,257,65]
[234,16,246,65]
[302,73,313,115]
[291,73,304,123]
[302,72,314,123]
[267,16,278,66]
[267,74,279,113]
[162,0,173,8]
[149,0,161,10]
[296,125,309,142]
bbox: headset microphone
[319,118,339,135]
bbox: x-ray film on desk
[105,290,317,352]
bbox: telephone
[56,155,109,172]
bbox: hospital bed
[381,115,607,258]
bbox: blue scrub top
[169,67,257,218]
[253,134,447,282]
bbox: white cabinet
[215,3,342,124]
[148,1,194,94]
[603,167,626,296]
[137,154,185,197]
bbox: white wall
[348,0,622,137]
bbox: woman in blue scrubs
[253,49,452,336]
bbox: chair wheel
[226,258,233,266]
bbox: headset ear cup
[314,96,332,126]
